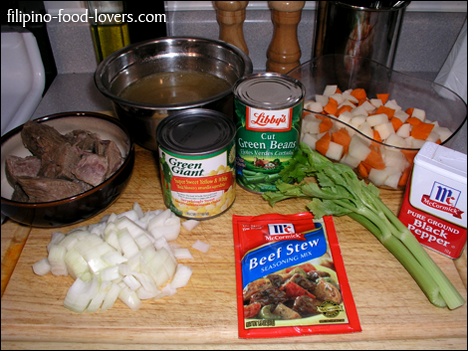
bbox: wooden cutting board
[1,145,466,349]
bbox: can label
[399,174,467,259]
[234,100,303,193]
[398,143,467,259]
[159,145,236,219]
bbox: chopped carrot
[362,146,385,170]
[335,87,342,94]
[319,118,334,133]
[357,162,370,178]
[323,97,338,115]
[331,128,351,154]
[374,105,395,119]
[411,122,434,140]
[402,149,417,164]
[398,167,411,187]
[357,98,368,106]
[336,105,353,116]
[405,107,414,116]
[315,132,331,156]
[376,93,389,104]
[350,88,366,101]
[373,130,383,143]
[314,114,326,120]
[406,116,422,126]
[436,139,442,144]
[390,117,403,131]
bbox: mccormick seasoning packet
[232,212,361,339]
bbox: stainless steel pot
[94,37,253,151]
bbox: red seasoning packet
[232,212,361,339]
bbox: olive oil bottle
[87,1,130,62]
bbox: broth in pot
[119,71,232,105]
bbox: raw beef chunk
[16,177,87,202]
[72,153,108,187]
[21,121,68,158]
[6,120,125,202]
[5,155,41,187]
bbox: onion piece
[173,248,194,260]
[192,240,211,253]
[118,286,143,311]
[154,284,178,299]
[123,274,142,291]
[47,232,65,252]
[182,220,200,232]
[48,244,68,276]
[64,248,90,279]
[63,277,99,313]
[117,228,140,258]
[100,282,122,312]
[32,258,51,276]
[100,265,121,281]
[133,202,145,219]
[170,264,193,289]
[102,251,127,266]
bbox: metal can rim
[233,72,306,110]
[156,108,236,156]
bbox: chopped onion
[47,232,65,253]
[182,220,200,232]
[133,202,144,219]
[173,248,194,260]
[64,248,89,279]
[154,284,178,299]
[117,228,140,258]
[33,203,195,313]
[102,251,127,266]
[192,240,211,253]
[48,244,68,276]
[100,265,121,281]
[32,258,51,276]
[118,286,143,311]
[100,283,122,312]
[117,209,139,222]
[123,274,142,291]
[170,264,193,289]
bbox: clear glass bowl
[287,55,467,189]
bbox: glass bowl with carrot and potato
[287,55,467,189]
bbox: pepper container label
[398,142,467,259]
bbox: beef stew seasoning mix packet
[232,212,361,338]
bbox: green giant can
[233,73,305,193]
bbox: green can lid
[233,72,305,110]
[156,108,235,156]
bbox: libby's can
[156,109,236,219]
[233,73,305,193]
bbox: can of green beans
[233,73,305,193]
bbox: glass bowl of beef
[287,55,467,189]
[1,112,135,228]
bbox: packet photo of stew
[232,212,361,339]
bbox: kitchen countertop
[1,66,467,348]
[1,138,467,350]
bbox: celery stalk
[263,142,465,310]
